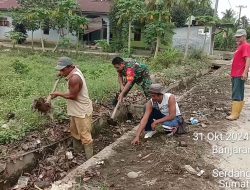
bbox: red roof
[0,0,112,14]
[0,0,18,10]
[78,0,112,14]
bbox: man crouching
[132,83,182,145]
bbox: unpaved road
[212,82,250,190]
[61,65,250,190]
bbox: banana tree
[115,0,144,56]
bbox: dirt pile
[32,97,52,114]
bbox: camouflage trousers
[125,76,152,99]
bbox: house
[0,0,111,45]
[1,1,210,53]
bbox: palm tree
[221,9,236,23]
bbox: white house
[0,0,111,45]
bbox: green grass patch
[0,50,118,144]
[147,49,212,84]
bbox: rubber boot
[226,101,242,120]
[84,143,93,160]
[239,101,245,114]
[72,138,83,153]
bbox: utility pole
[236,5,247,26]
[209,0,219,55]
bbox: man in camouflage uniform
[112,57,152,102]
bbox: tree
[109,4,128,52]
[5,31,26,48]
[171,5,189,28]
[16,0,52,52]
[240,16,249,28]
[70,14,88,54]
[221,9,236,23]
[50,0,77,52]
[144,0,176,58]
[115,0,144,56]
[12,9,39,50]
[14,0,87,52]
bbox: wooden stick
[46,78,60,103]
[111,100,121,119]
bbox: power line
[236,5,247,21]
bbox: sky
[212,0,250,19]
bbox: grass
[0,47,212,144]
[0,49,119,144]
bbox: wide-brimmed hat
[55,57,73,70]
[149,83,167,94]
[234,29,247,37]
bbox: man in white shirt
[132,83,182,145]
[51,57,93,159]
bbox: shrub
[189,48,204,60]
[11,60,30,74]
[95,40,111,52]
[5,31,26,48]
[152,48,183,69]
[13,23,27,44]
[58,37,72,50]
[214,30,236,51]
[121,47,135,57]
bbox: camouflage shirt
[120,60,150,84]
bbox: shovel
[108,100,121,126]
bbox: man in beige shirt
[51,57,93,159]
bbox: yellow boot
[238,101,245,116]
[226,101,242,120]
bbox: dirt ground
[0,88,145,189]
[72,65,235,190]
[1,64,237,190]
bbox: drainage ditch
[0,66,219,190]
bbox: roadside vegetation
[0,0,243,145]
[0,50,118,144]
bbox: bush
[189,48,204,60]
[11,60,30,74]
[152,48,183,69]
[214,30,236,51]
[5,31,26,48]
[95,40,111,52]
[59,37,72,50]
[13,23,27,44]
[121,47,135,57]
